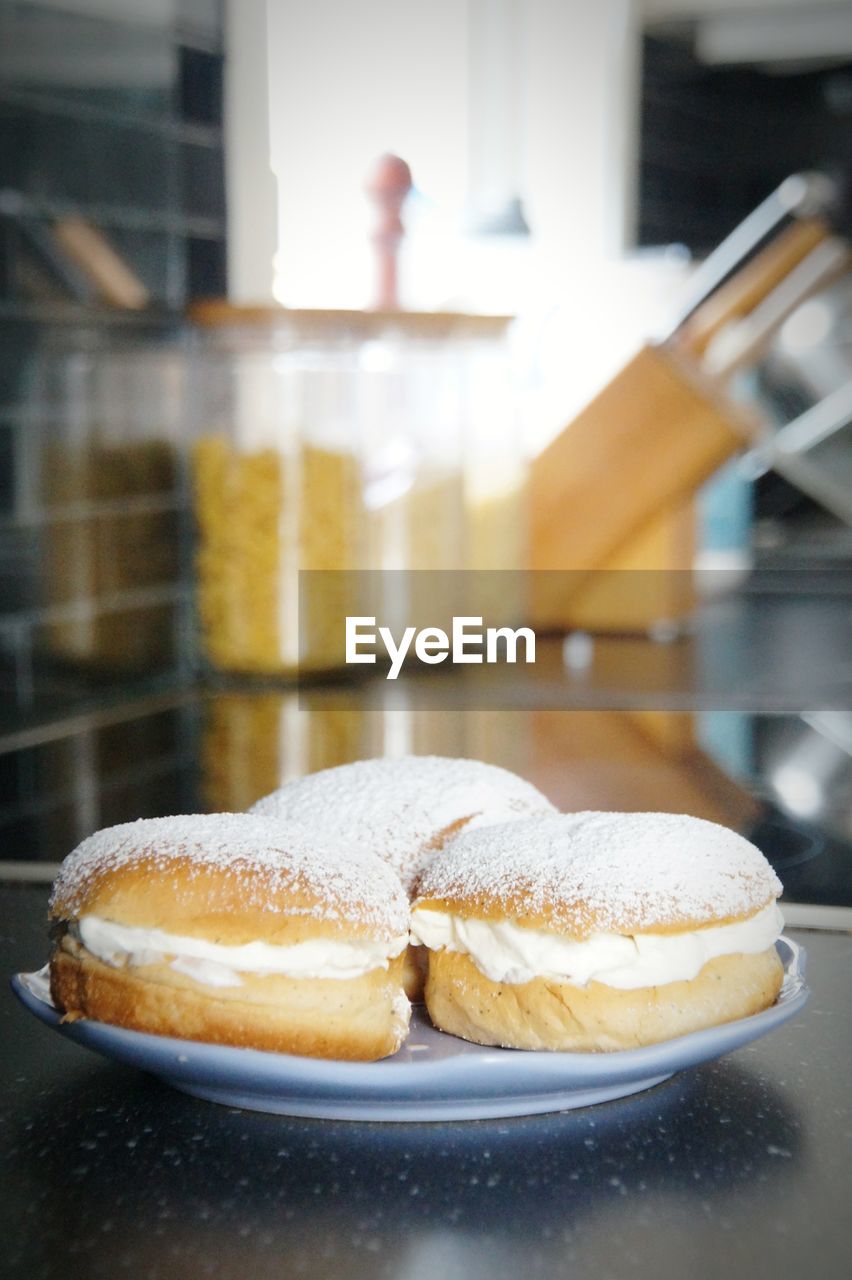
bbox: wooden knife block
[530,342,756,631]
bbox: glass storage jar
[189,305,523,676]
[462,325,527,574]
[32,324,187,675]
[190,307,365,674]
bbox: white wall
[225,0,278,303]
[257,0,640,310]
[266,0,469,308]
[523,0,639,278]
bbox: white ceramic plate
[11,938,808,1121]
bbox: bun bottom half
[424,946,784,1053]
[50,943,409,1062]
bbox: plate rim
[10,936,809,1100]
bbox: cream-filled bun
[411,812,785,1053]
[49,814,411,1061]
[250,757,556,1000]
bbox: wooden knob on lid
[366,153,413,310]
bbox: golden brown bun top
[413,812,782,938]
[250,756,555,892]
[50,814,409,946]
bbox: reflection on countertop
[1,678,851,909]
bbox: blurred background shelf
[0,0,850,893]
[0,0,226,312]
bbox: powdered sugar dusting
[250,757,555,891]
[50,813,408,936]
[415,812,782,935]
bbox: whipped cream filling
[76,915,408,988]
[409,902,784,989]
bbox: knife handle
[673,217,830,359]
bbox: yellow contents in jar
[192,436,363,674]
[468,481,527,573]
[43,439,178,670]
[366,469,465,570]
[193,437,284,672]
[466,478,529,627]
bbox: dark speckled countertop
[3,884,851,1280]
